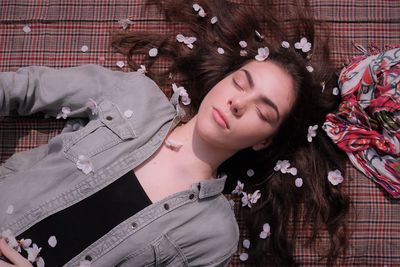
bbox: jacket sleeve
[0,64,124,118]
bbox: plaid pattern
[1,0,400,266]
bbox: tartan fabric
[1,0,400,266]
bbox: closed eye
[233,78,244,91]
[256,107,270,122]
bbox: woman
[0,0,349,266]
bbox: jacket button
[85,255,92,261]
[130,222,137,228]
[106,116,113,121]
[189,194,195,199]
[164,203,170,210]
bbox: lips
[212,107,230,129]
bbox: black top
[17,171,152,267]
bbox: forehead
[238,60,295,116]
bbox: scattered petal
[240,50,248,57]
[273,160,290,172]
[176,34,197,49]
[239,252,249,261]
[149,48,158,57]
[6,205,14,215]
[48,236,57,248]
[172,83,191,105]
[79,260,91,267]
[210,16,218,24]
[117,18,134,30]
[255,30,264,40]
[124,109,133,118]
[246,169,255,177]
[137,65,147,74]
[192,3,201,11]
[242,239,250,249]
[1,230,18,248]
[23,25,31,33]
[232,180,244,195]
[116,61,125,68]
[306,65,314,72]
[320,81,326,93]
[328,169,344,186]
[332,87,339,95]
[26,243,42,262]
[76,155,94,175]
[287,167,297,176]
[295,177,303,187]
[217,47,225,54]
[307,125,318,142]
[56,107,71,119]
[260,223,271,239]
[198,8,206,17]
[36,257,45,267]
[281,41,290,48]
[294,37,312,53]
[239,41,247,48]
[255,47,269,61]
[242,190,261,208]
[164,139,183,151]
[81,45,89,53]
[19,239,32,248]
[85,98,98,116]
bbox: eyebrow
[241,69,281,122]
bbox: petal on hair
[242,239,250,249]
[239,41,247,48]
[295,177,303,187]
[239,253,249,261]
[281,41,290,48]
[149,48,158,57]
[217,47,225,54]
[211,16,218,24]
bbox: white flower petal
[240,50,248,57]
[116,61,125,68]
[192,3,201,11]
[232,180,244,195]
[302,42,312,53]
[36,257,45,267]
[23,25,31,33]
[295,177,303,187]
[149,48,158,57]
[76,155,93,174]
[198,8,206,17]
[6,205,14,215]
[255,30,264,40]
[239,252,249,261]
[281,41,290,48]
[137,65,146,74]
[48,235,57,248]
[242,239,250,249]
[185,37,197,44]
[306,65,314,72]
[187,43,194,49]
[333,87,339,95]
[27,243,42,262]
[259,231,268,239]
[328,169,343,186]
[20,239,32,248]
[246,169,255,177]
[176,34,185,42]
[239,41,247,48]
[211,16,218,24]
[263,223,271,233]
[81,45,89,53]
[124,109,133,118]
[217,47,225,54]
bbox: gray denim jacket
[0,65,239,267]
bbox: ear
[252,138,272,151]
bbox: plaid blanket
[1,1,400,266]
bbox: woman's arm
[0,64,124,118]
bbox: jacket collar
[192,175,227,199]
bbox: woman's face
[195,60,296,152]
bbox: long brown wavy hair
[110,0,350,266]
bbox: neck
[165,115,236,180]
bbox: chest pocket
[116,234,188,267]
[62,99,137,161]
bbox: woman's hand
[0,239,32,267]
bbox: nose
[228,96,246,117]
